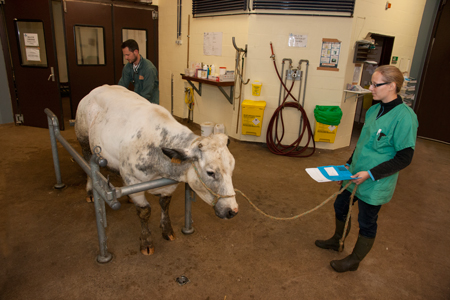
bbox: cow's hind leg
[132,192,155,255]
[159,195,175,241]
[79,138,94,202]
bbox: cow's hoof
[140,246,155,255]
[163,233,175,241]
[86,196,93,203]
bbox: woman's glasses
[369,81,390,88]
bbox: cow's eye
[206,171,215,179]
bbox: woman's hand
[351,171,370,185]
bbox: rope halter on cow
[191,162,235,206]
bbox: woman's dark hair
[121,39,139,52]
[375,65,404,93]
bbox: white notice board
[203,32,223,56]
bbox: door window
[122,29,147,64]
[15,20,48,67]
[74,25,106,65]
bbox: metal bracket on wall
[343,90,370,103]
[186,80,202,96]
[217,86,234,104]
[181,74,234,104]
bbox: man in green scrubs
[118,39,159,104]
[315,65,419,272]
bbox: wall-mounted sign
[288,33,308,48]
[25,47,41,61]
[24,33,39,46]
[391,56,398,64]
[318,38,341,72]
[203,32,223,56]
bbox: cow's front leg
[132,192,154,255]
[159,195,175,241]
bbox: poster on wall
[318,38,341,71]
[203,32,223,56]
[24,33,39,46]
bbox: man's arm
[118,65,131,87]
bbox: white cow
[75,85,238,255]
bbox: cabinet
[353,42,372,63]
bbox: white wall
[156,0,426,149]
[340,0,426,147]
[158,0,247,139]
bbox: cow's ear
[162,147,190,164]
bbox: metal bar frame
[44,108,195,263]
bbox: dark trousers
[334,189,382,238]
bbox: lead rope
[191,162,355,251]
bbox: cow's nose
[226,209,238,219]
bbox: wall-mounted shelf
[344,90,372,124]
[181,74,234,104]
[343,89,371,102]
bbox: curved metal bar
[232,37,246,53]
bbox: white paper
[352,65,362,84]
[324,167,338,176]
[26,48,41,61]
[203,32,223,56]
[288,33,308,47]
[24,33,39,46]
[305,168,331,183]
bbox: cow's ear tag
[171,158,181,164]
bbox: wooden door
[64,1,115,117]
[112,5,158,84]
[2,0,62,129]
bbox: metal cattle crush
[45,109,196,263]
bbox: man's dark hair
[121,39,139,52]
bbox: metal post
[182,183,195,234]
[90,147,113,263]
[46,112,66,189]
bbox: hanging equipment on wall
[184,87,194,123]
[266,42,316,157]
[232,37,250,133]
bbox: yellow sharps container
[241,100,266,136]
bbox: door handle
[48,67,55,81]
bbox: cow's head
[161,133,238,219]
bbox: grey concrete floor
[1,116,449,299]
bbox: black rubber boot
[330,235,375,272]
[315,218,350,251]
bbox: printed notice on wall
[203,32,223,56]
[352,64,362,85]
[24,33,39,46]
[288,33,308,47]
[318,38,341,71]
[26,48,41,61]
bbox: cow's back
[75,85,193,171]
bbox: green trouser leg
[315,218,350,252]
[330,235,375,272]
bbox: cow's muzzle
[214,202,239,219]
